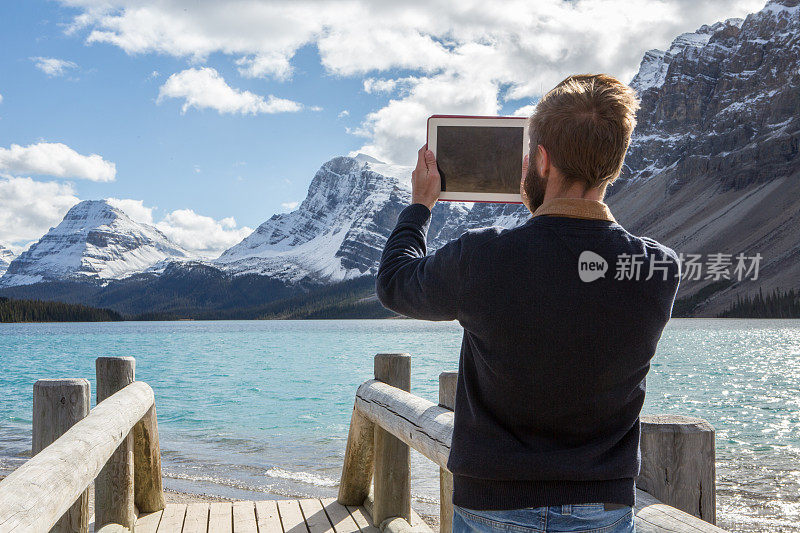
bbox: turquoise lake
[1,319,798,532]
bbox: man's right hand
[411,144,441,211]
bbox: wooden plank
[344,506,378,533]
[635,489,728,532]
[136,510,164,533]
[96,525,129,533]
[208,502,233,533]
[32,378,90,533]
[320,498,360,533]
[157,503,187,533]
[255,500,283,533]
[232,501,257,533]
[299,499,334,533]
[278,500,309,533]
[0,381,155,533]
[183,502,210,533]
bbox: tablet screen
[437,125,523,194]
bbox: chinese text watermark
[579,251,762,282]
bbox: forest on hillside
[719,288,800,318]
[0,297,122,323]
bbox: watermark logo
[578,251,608,282]
[579,251,762,282]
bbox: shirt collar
[530,197,616,222]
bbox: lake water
[1,319,798,532]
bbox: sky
[0,0,766,257]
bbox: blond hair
[529,74,640,188]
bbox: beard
[522,160,547,212]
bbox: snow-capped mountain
[0,244,14,277]
[215,155,530,283]
[0,200,191,287]
[609,0,800,314]
[630,18,745,95]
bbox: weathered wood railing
[0,356,165,533]
[338,353,728,533]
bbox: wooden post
[372,353,412,525]
[438,372,457,533]
[33,378,90,533]
[637,414,716,524]
[95,356,136,530]
[134,403,166,512]
[337,405,375,505]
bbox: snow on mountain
[0,244,14,277]
[630,18,744,94]
[215,155,529,283]
[0,200,191,287]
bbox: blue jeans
[453,503,634,533]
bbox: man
[375,74,681,533]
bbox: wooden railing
[0,352,727,533]
[338,353,728,533]
[0,357,165,533]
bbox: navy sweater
[375,202,680,510]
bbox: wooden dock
[0,353,728,533]
[134,498,425,533]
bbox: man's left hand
[411,144,441,211]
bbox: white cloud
[105,198,254,257]
[0,142,116,182]
[363,78,399,94]
[31,57,78,77]
[235,52,293,80]
[62,0,766,162]
[0,93,3,104]
[155,209,252,258]
[281,201,299,211]
[0,177,80,248]
[106,197,154,224]
[354,72,501,164]
[157,67,306,115]
[337,110,349,118]
[513,104,537,117]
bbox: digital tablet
[427,115,529,203]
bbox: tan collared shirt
[530,197,616,223]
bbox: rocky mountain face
[609,0,800,315]
[0,200,191,287]
[215,155,530,283]
[0,245,14,277]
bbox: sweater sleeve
[376,203,470,321]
